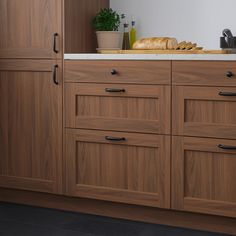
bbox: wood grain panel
[173,86,236,139]
[64,0,109,53]
[65,60,171,84]
[173,61,236,86]
[172,136,236,218]
[65,129,170,208]
[0,0,62,58]
[65,83,170,134]
[0,60,62,193]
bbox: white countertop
[64,53,236,61]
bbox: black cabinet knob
[111,69,117,75]
[226,71,234,78]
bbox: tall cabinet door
[0,60,62,194]
[0,0,62,59]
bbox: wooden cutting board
[98,49,232,54]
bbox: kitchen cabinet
[64,60,171,208]
[65,129,170,208]
[172,61,236,86]
[0,0,62,59]
[65,83,171,134]
[0,60,63,193]
[172,136,236,218]
[65,60,171,84]
[172,86,236,139]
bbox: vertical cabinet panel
[66,129,170,208]
[172,136,236,218]
[0,0,62,58]
[0,60,62,193]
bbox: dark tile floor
[0,202,230,236]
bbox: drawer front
[173,86,236,139]
[65,83,170,134]
[65,60,171,85]
[172,136,236,218]
[65,129,170,208]
[173,61,236,86]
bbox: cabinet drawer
[173,61,236,86]
[65,60,171,85]
[172,136,236,218]
[65,129,170,208]
[65,83,170,134]
[173,86,236,139]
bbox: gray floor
[0,202,230,236]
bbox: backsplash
[110,0,236,49]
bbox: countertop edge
[64,53,236,61]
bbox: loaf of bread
[133,37,178,50]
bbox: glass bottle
[122,21,130,50]
[130,17,137,48]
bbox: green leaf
[93,8,124,31]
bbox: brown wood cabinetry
[0,0,62,59]
[65,83,170,134]
[172,86,236,139]
[172,136,236,218]
[65,61,171,84]
[172,61,236,218]
[0,60,62,193]
[173,61,236,86]
[64,60,236,220]
[64,60,171,208]
[65,129,170,208]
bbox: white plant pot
[96,31,123,49]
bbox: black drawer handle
[226,71,234,78]
[53,65,59,85]
[218,144,236,150]
[111,69,117,75]
[105,136,126,142]
[105,88,126,93]
[219,91,236,96]
[53,33,59,53]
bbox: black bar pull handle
[219,91,236,96]
[53,33,59,53]
[53,65,59,85]
[105,88,126,93]
[105,136,126,142]
[218,144,236,150]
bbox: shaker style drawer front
[65,83,171,134]
[172,136,236,218]
[173,86,236,139]
[65,129,170,208]
[173,61,236,86]
[65,60,171,85]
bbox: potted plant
[93,8,124,49]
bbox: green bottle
[130,17,137,48]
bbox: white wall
[110,0,236,49]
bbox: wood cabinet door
[65,83,171,134]
[0,0,62,59]
[0,60,62,193]
[173,86,236,139]
[172,136,236,218]
[65,129,170,208]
